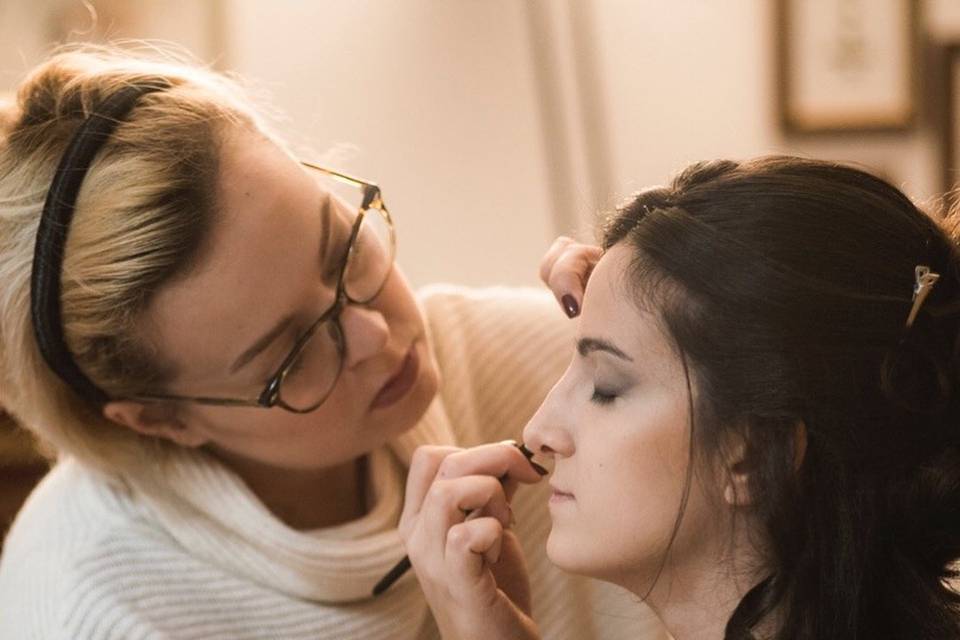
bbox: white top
[0,286,668,640]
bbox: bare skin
[401,242,771,640]
[103,127,440,529]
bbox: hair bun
[887,445,960,580]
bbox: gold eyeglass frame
[131,162,397,413]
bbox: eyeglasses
[134,161,397,413]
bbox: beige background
[3,0,960,288]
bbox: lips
[370,344,420,410]
[549,483,575,500]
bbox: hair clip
[905,265,940,329]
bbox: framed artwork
[941,45,960,208]
[776,0,917,133]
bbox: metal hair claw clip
[905,265,940,329]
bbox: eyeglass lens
[276,174,394,411]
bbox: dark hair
[603,156,960,639]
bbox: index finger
[403,445,462,518]
[539,236,575,285]
[545,244,603,315]
[436,441,546,498]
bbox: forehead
[580,244,681,372]
[144,130,322,380]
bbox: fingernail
[514,442,547,475]
[516,442,534,460]
[561,294,579,318]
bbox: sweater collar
[122,394,456,604]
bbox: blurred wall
[225,1,556,288]
[226,0,960,288]
[0,0,224,81]
[3,0,960,288]
[590,0,943,218]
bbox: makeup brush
[372,441,545,596]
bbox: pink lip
[549,485,575,503]
[371,344,419,410]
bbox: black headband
[30,80,170,406]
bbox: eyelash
[590,388,618,405]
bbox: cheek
[376,268,423,330]
[547,396,692,579]
[195,396,365,463]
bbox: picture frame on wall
[776,0,917,133]
[941,45,960,207]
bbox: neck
[214,452,370,530]
[647,566,770,640]
[624,520,772,640]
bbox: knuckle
[411,445,459,473]
[436,455,460,479]
[485,517,504,536]
[547,270,572,291]
[557,249,582,268]
[446,523,472,550]
[410,445,439,469]
[480,475,504,499]
[426,479,455,505]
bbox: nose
[338,302,390,369]
[522,375,575,459]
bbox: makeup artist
[0,45,665,639]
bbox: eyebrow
[229,314,296,374]
[577,337,634,362]
[228,194,333,375]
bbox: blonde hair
[0,44,269,473]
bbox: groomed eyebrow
[229,314,296,374]
[577,337,634,362]
[228,192,333,375]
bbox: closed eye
[591,388,618,405]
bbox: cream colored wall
[3,0,958,288]
[588,0,959,217]
[581,0,777,214]
[225,0,960,289]
[0,0,223,87]
[225,1,556,288]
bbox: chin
[546,528,634,584]
[545,528,592,576]
[410,339,440,410]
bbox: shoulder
[417,285,575,444]
[0,460,192,638]
[417,284,572,352]
[418,283,559,318]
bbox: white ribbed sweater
[0,286,668,640]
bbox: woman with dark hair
[400,156,960,639]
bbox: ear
[103,400,208,448]
[721,430,753,508]
[721,420,808,507]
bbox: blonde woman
[0,47,663,639]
